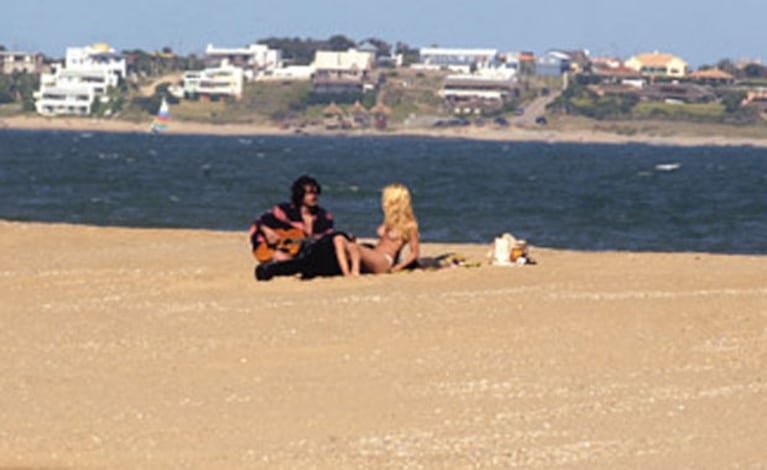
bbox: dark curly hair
[291,175,322,206]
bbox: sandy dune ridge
[0,220,765,468]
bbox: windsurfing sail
[150,98,169,133]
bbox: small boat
[150,98,170,133]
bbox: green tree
[362,37,391,58]
[743,63,767,78]
[716,59,739,77]
[721,90,746,113]
[258,37,325,65]
[394,42,419,66]
[327,34,357,51]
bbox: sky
[2,0,765,68]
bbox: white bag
[491,233,528,266]
[492,233,514,266]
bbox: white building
[64,44,126,83]
[415,48,498,73]
[311,48,376,95]
[257,65,315,82]
[205,43,282,79]
[34,44,126,116]
[313,48,374,77]
[439,75,518,102]
[182,61,244,100]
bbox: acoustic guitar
[253,228,311,263]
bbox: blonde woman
[358,184,420,274]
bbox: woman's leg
[348,241,361,275]
[332,234,352,276]
[358,245,392,274]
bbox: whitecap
[655,163,681,172]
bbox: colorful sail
[150,98,169,133]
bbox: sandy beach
[1,220,765,468]
[4,114,767,148]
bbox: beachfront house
[625,51,689,79]
[687,68,736,86]
[182,60,244,101]
[204,43,282,80]
[0,50,47,75]
[439,74,520,115]
[64,44,126,82]
[554,49,592,73]
[593,65,647,88]
[34,44,126,116]
[741,88,767,113]
[415,47,498,74]
[536,51,572,76]
[311,48,375,97]
[507,51,536,76]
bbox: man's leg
[254,258,304,281]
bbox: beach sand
[1,220,765,468]
[4,114,767,148]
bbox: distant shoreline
[3,114,767,148]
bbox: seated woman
[357,183,420,274]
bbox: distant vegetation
[0,72,38,111]
[550,73,763,125]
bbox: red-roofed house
[688,68,735,85]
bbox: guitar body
[254,228,309,262]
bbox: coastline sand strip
[1,221,765,468]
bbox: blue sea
[1,129,766,254]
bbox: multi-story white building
[34,44,126,116]
[205,43,282,80]
[311,48,376,95]
[64,43,126,83]
[182,61,244,100]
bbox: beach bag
[491,233,530,266]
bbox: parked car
[535,115,548,125]
[511,107,525,116]
[493,116,510,127]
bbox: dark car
[511,107,525,116]
[535,116,548,125]
[493,116,510,127]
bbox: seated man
[250,175,350,280]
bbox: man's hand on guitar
[260,225,282,245]
[254,227,310,263]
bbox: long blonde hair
[382,184,418,241]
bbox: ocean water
[1,129,766,254]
